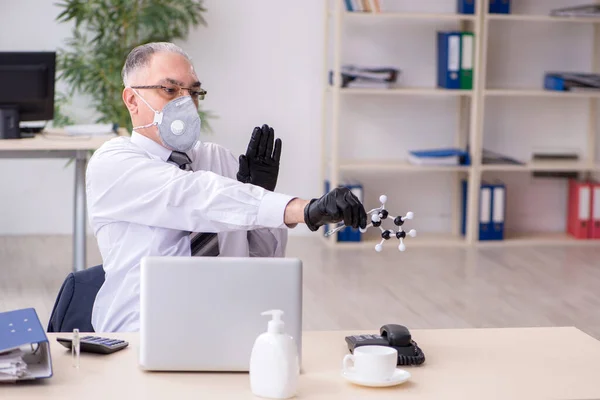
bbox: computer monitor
[0,52,56,139]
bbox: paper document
[0,349,28,379]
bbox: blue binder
[461,180,505,241]
[490,181,506,240]
[457,0,475,14]
[489,0,510,14]
[461,180,468,237]
[479,182,494,240]
[437,32,462,89]
[0,308,53,382]
[409,148,471,165]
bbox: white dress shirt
[86,131,295,332]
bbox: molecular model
[324,195,417,252]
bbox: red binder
[567,179,591,239]
[590,181,600,239]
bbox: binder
[0,308,53,382]
[351,0,363,12]
[490,182,506,240]
[479,182,494,240]
[544,74,575,91]
[566,179,591,239]
[461,179,468,237]
[460,32,474,90]
[590,181,600,238]
[437,32,461,89]
[544,72,600,92]
[457,0,475,14]
[408,148,470,166]
[461,180,503,240]
[489,0,511,14]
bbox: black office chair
[47,264,105,333]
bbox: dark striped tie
[167,151,220,257]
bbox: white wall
[0,0,323,236]
[0,0,595,237]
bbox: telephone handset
[345,324,426,366]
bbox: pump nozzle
[261,309,285,334]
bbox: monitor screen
[0,52,55,122]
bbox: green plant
[54,0,215,133]
[52,92,76,127]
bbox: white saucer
[341,369,411,388]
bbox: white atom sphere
[379,195,387,204]
[406,212,414,220]
[399,242,406,252]
[371,214,380,223]
[408,229,417,237]
[375,244,383,252]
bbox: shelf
[486,13,600,24]
[477,232,600,247]
[341,11,477,22]
[322,2,600,251]
[341,161,593,173]
[485,89,600,98]
[331,87,473,96]
[328,232,600,248]
[481,161,592,172]
[339,161,470,172]
[330,232,467,249]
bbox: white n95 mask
[131,89,201,152]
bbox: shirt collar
[130,131,172,162]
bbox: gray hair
[121,42,193,86]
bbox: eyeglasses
[130,84,207,101]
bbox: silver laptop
[138,256,303,372]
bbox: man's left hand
[237,124,282,191]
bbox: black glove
[304,187,367,232]
[237,124,281,191]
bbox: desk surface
[0,129,123,151]
[4,327,600,400]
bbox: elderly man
[86,42,367,332]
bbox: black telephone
[345,324,426,366]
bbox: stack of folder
[482,148,524,166]
[437,31,475,90]
[461,180,506,241]
[329,65,399,89]
[567,179,600,239]
[457,0,511,14]
[408,148,470,166]
[0,308,53,382]
[550,4,600,17]
[344,0,381,12]
[544,72,600,92]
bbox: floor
[1,235,600,339]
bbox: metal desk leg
[73,150,88,272]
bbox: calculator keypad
[82,336,126,347]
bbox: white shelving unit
[320,0,600,249]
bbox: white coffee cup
[342,345,398,381]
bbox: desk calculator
[57,336,129,354]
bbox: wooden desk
[0,130,121,272]
[4,327,600,399]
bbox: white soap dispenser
[249,309,299,399]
